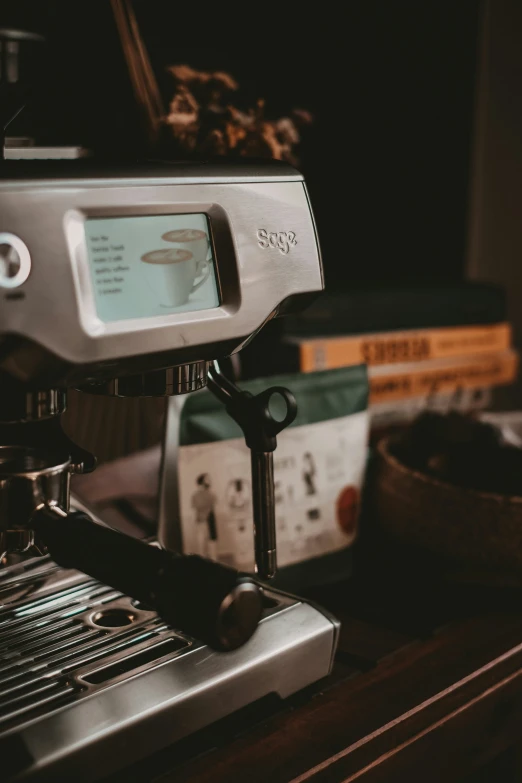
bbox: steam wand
[207,361,297,580]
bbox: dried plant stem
[110,0,164,145]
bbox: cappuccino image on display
[141,248,192,265]
[161,228,207,244]
[140,247,210,308]
[162,227,209,269]
[85,213,220,322]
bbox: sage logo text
[257,229,297,255]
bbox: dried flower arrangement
[164,65,312,166]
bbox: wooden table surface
[105,538,522,783]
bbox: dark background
[1,2,481,290]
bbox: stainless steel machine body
[0,158,338,781]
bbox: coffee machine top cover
[0,158,323,391]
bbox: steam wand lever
[207,361,298,580]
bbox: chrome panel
[0,174,323,370]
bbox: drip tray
[0,556,192,732]
[0,554,338,783]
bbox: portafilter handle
[33,506,262,651]
[0,445,262,650]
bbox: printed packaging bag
[172,365,369,589]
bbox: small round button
[0,233,31,288]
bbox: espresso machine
[0,153,340,781]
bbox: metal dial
[0,232,31,288]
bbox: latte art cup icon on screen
[161,228,209,269]
[140,248,210,307]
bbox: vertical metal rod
[251,451,277,579]
[208,361,284,579]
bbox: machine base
[0,553,339,782]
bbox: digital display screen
[84,214,220,322]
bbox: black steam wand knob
[207,361,298,580]
[33,506,262,652]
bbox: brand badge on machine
[257,229,297,255]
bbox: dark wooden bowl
[373,436,522,574]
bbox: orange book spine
[368,350,519,405]
[298,322,512,372]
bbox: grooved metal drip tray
[0,555,338,782]
[0,555,192,734]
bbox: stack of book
[295,320,516,429]
[239,283,518,430]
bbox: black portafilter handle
[33,508,263,652]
